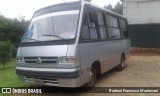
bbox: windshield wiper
[23,38,41,42]
[42,34,66,40]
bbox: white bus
[16,0,131,87]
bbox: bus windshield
[22,10,79,42]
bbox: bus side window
[88,10,98,40]
[98,12,107,40]
[119,19,129,38]
[106,14,121,39]
[81,13,90,40]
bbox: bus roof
[35,1,81,13]
[35,1,126,19]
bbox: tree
[112,2,123,15]
[104,1,123,15]
[0,41,12,68]
[104,4,113,11]
[0,15,29,57]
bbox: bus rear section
[78,3,131,87]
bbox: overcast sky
[0,0,120,20]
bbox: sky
[0,0,120,20]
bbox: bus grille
[25,77,59,85]
[24,57,58,64]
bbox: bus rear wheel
[117,55,125,71]
[85,66,97,87]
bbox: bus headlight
[17,57,25,63]
[59,57,79,64]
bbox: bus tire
[85,66,97,87]
[117,55,125,71]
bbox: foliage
[0,15,29,57]
[0,59,30,87]
[104,1,123,15]
[104,4,113,11]
[0,41,12,68]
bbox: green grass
[0,59,30,87]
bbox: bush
[0,41,12,68]
[12,45,18,58]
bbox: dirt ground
[10,51,160,96]
[96,52,160,87]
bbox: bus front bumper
[16,67,81,87]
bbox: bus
[16,0,131,87]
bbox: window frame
[119,18,130,39]
[81,8,90,41]
[105,14,121,40]
[88,8,100,41]
[80,5,130,43]
[97,11,108,40]
[81,6,101,42]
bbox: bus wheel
[117,55,125,71]
[86,66,97,87]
